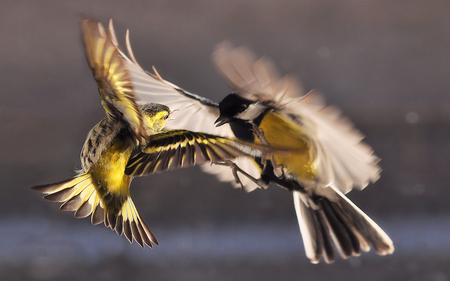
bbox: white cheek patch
[236,103,266,120]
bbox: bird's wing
[81,19,147,144]
[125,129,271,181]
[212,43,380,194]
[284,92,380,193]
[108,26,263,191]
[212,41,305,105]
[119,30,225,135]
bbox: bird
[32,19,279,249]
[114,27,395,263]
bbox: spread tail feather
[293,188,393,264]
[110,196,159,247]
[32,173,158,247]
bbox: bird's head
[140,103,174,135]
[215,93,264,127]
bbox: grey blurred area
[1,0,450,280]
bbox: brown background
[1,1,450,280]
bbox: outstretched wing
[212,42,381,193]
[81,19,147,144]
[125,129,271,178]
[121,31,226,136]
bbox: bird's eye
[238,104,248,112]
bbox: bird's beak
[214,115,231,127]
[168,108,179,121]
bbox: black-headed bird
[117,30,394,263]
[32,20,277,249]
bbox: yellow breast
[258,111,316,182]
[90,138,133,198]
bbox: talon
[212,160,245,190]
[212,159,267,190]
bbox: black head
[215,93,255,127]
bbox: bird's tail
[32,172,158,247]
[293,187,394,264]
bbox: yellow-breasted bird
[114,29,394,263]
[32,20,278,248]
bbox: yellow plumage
[258,111,316,182]
[91,140,133,198]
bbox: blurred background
[1,0,450,280]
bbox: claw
[212,160,268,190]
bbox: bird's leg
[212,160,268,190]
[250,122,283,178]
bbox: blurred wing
[125,130,270,183]
[285,92,381,193]
[212,41,305,105]
[212,42,380,193]
[81,19,146,144]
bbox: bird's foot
[212,159,268,190]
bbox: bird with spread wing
[116,26,394,263]
[32,19,277,248]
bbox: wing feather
[125,129,272,178]
[212,41,304,103]
[121,30,227,137]
[81,19,147,144]
[284,93,380,192]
